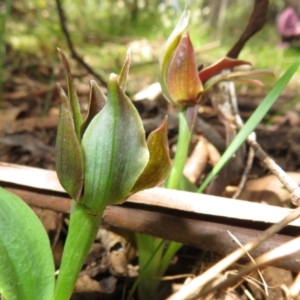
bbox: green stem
[158,241,182,276]
[132,106,197,299]
[53,202,103,300]
[131,236,164,300]
[166,106,196,189]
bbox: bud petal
[81,80,106,136]
[199,57,251,85]
[55,86,84,201]
[58,49,83,139]
[131,116,171,194]
[81,74,149,212]
[159,10,190,103]
[204,69,275,91]
[166,33,203,106]
[118,49,131,91]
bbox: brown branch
[168,205,300,300]
[249,139,300,206]
[0,162,300,227]
[197,236,300,298]
[55,0,107,87]
[2,183,300,273]
[227,0,269,58]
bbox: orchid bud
[160,11,270,109]
[56,50,171,213]
[166,32,203,106]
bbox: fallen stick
[0,162,299,227]
[0,163,300,272]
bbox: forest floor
[2,37,300,300]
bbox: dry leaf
[247,266,293,300]
[0,133,54,156]
[74,274,117,293]
[238,172,300,207]
[97,228,136,276]
[184,135,209,183]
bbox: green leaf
[59,49,83,139]
[178,175,197,192]
[131,116,171,194]
[81,80,106,136]
[158,240,182,278]
[82,74,149,212]
[0,188,54,300]
[135,234,164,300]
[198,58,300,193]
[55,86,84,201]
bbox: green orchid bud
[56,50,171,213]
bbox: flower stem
[53,202,103,300]
[130,106,197,299]
[166,106,197,189]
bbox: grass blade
[198,58,300,193]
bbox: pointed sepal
[131,116,171,194]
[58,49,83,140]
[81,74,149,212]
[159,10,190,103]
[55,85,84,201]
[199,57,251,85]
[204,69,275,91]
[81,80,107,136]
[118,49,131,91]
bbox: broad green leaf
[82,74,149,212]
[159,10,190,103]
[198,58,300,193]
[199,57,251,85]
[0,188,54,300]
[55,86,84,201]
[118,49,131,91]
[131,116,171,194]
[59,49,83,139]
[81,80,106,136]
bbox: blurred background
[2,0,300,86]
[1,0,300,169]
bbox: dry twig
[249,140,300,206]
[227,0,269,59]
[167,206,300,300]
[54,0,107,87]
[197,236,300,298]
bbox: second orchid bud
[166,32,203,107]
